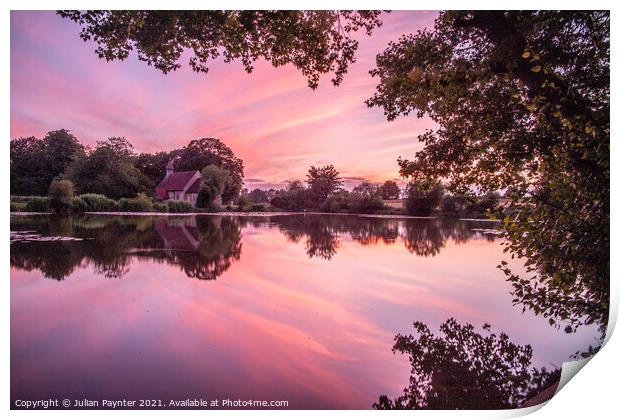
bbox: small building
[155,159,202,206]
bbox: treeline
[239,165,502,217]
[10,129,244,201]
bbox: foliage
[404,180,444,216]
[70,196,88,213]
[48,179,75,214]
[320,189,351,213]
[381,180,401,200]
[10,129,85,196]
[67,137,149,200]
[374,319,560,409]
[247,188,270,203]
[306,165,343,209]
[236,195,252,212]
[366,11,609,335]
[153,202,169,213]
[167,200,194,213]
[172,138,243,202]
[58,10,383,90]
[118,193,154,212]
[75,193,117,212]
[348,182,384,213]
[10,202,23,212]
[270,180,307,211]
[197,164,232,207]
[24,197,49,212]
[440,194,470,217]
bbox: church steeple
[165,158,176,178]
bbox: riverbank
[10,210,499,222]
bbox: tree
[135,150,175,190]
[440,193,471,217]
[367,11,609,333]
[404,180,444,216]
[58,10,383,89]
[67,137,148,200]
[10,129,85,195]
[348,182,384,213]
[247,188,269,203]
[374,319,560,409]
[305,165,343,209]
[380,180,400,200]
[59,10,610,336]
[320,189,351,213]
[175,138,244,202]
[270,180,307,211]
[48,179,74,214]
[197,164,232,208]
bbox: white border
[3,1,617,420]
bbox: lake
[10,214,601,409]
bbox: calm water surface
[10,214,599,408]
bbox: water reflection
[375,318,561,409]
[10,215,496,280]
[10,214,604,409]
[274,215,495,260]
[10,215,242,281]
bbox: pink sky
[10,11,438,190]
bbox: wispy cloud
[10,10,439,186]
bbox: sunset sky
[10,11,438,190]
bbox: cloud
[11,11,439,186]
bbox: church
[155,159,202,206]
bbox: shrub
[250,204,267,212]
[48,179,74,213]
[77,193,117,212]
[237,195,252,211]
[404,180,445,216]
[24,197,49,212]
[348,183,384,213]
[10,202,25,212]
[10,196,33,204]
[70,196,88,212]
[153,202,169,213]
[167,200,193,213]
[118,193,154,212]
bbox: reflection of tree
[375,319,560,410]
[274,214,493,259]
[10,215,243,281]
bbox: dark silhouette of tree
[10,129,85,196]
[197,164,232,208]
[135,151,173,191]
[404,180,444,216]
[48,179,74,214]
[348,182,384,213]
[374,319,561,410]
[306,165,343,210]
[174,138,244,202]
[381,180,401,200]
[366,11,609,335]
[67,137,149,200]
[270,180,307,211]
[247,189,269,203]
[57,10,383,89]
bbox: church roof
[186,178,202,194]
[156,171,199,191]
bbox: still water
[10,214,600,409]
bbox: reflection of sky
[11,11,439,190]
[11,222,600,408]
